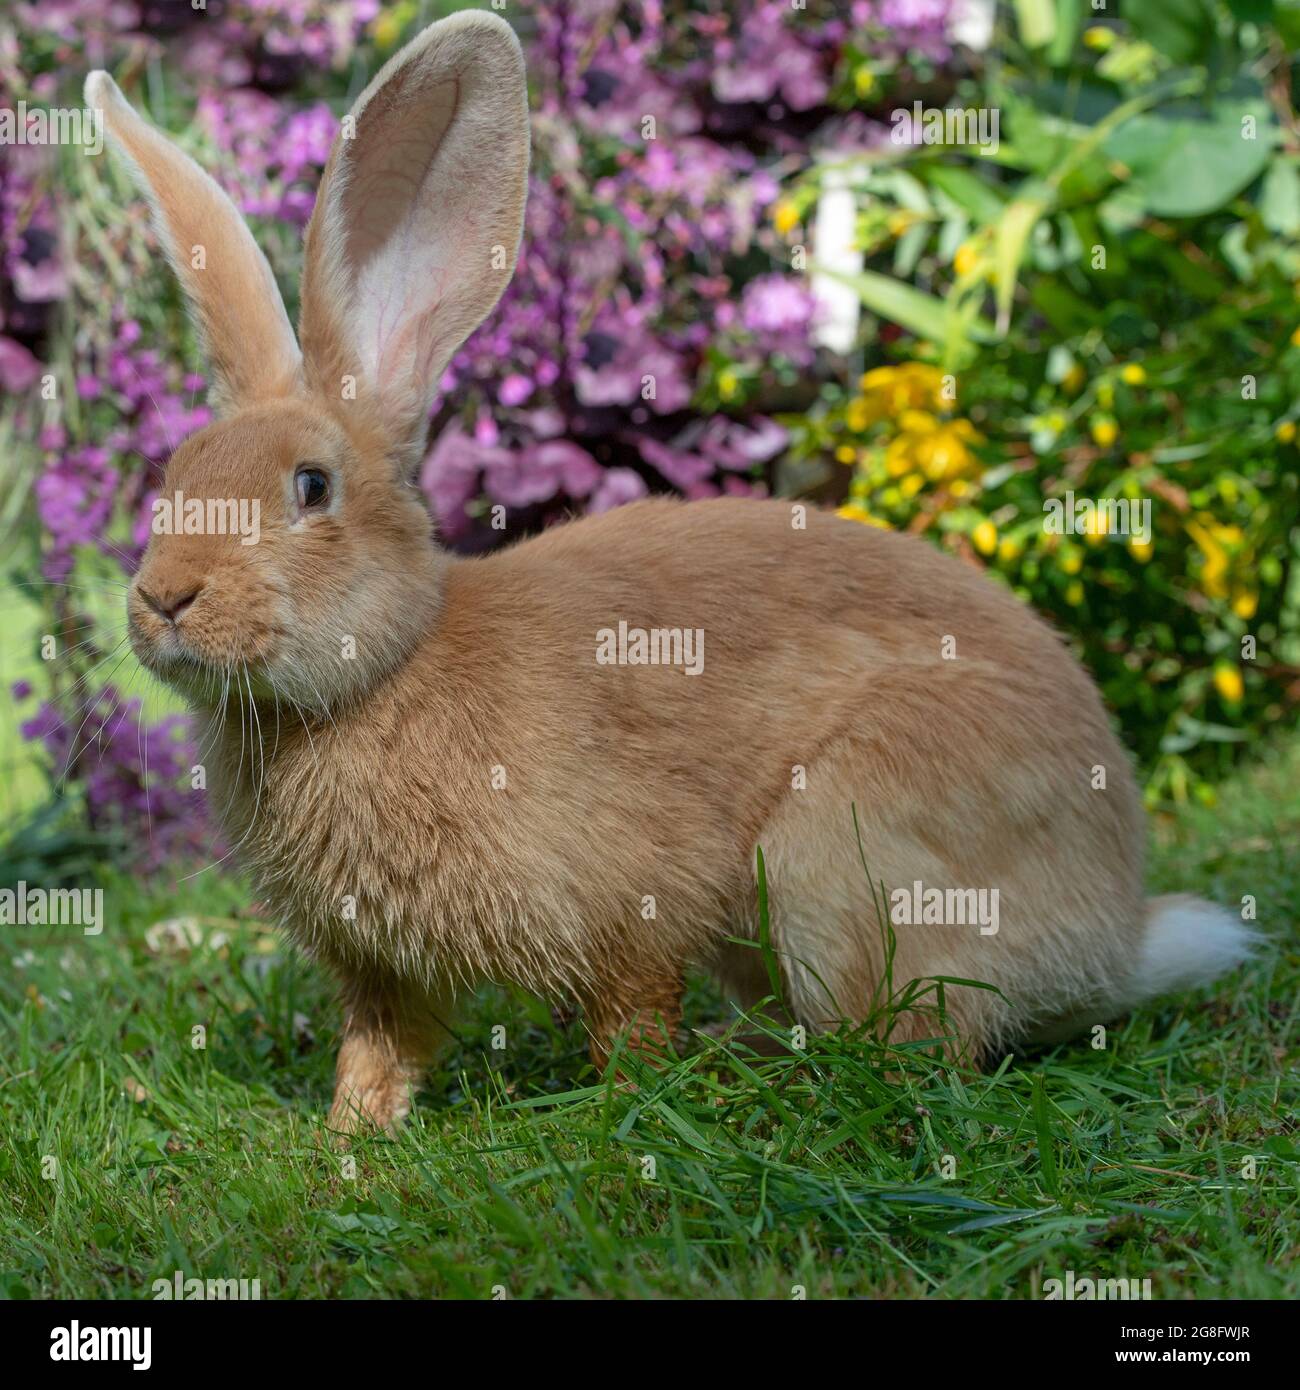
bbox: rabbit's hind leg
[582,963,684,1073]
[748,743,1001,1059]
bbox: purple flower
[498,374,534,407]
[588,467,648,514]
[0,336,41,391]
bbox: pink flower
[588,468,648,513]
[498,374,535,407]
[0,336,41,392]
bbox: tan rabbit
[88,12,1254,1134]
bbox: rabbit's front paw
[326,1075,412,1138]
[325,980,452,1138]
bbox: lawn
[0,735,1296,1300]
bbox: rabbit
[86,12,1255,1134]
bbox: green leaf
[1105,102,1277,217]
[893,219,930,278]
[1261,157,1300,236]
[1032,1073,1062,1199]
[819,265,995,344]
[923,163,1007,224]
[880,167,933,214]
[994,196,1049,334]
[1029,278,1095,335]
[1127,0,1216,65]
[754,845,783,1005]
[1047,0,1085,66]
[1225,0,1274,22]
[1014,0,1057,48]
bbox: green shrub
[781,0,1300,801]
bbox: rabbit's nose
[140,584,202,625]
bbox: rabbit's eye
[295,466,330,511]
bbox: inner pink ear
[340,67,467,418]
[369,251,456,404]
[343,74,460,272]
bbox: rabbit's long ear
[83,72,300,414]
[297,11,530,466]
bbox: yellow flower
[370,8,405,49]
[1292,325,1300,349]
[886,414,983,482]
[900,472,924,499]
[837,503,891,529]
[1276,420,1297,444]
[835,444,857,465]
[884,424,928,477]
[950,479,970,497]
[895,417,984,483]
[898,407,937,433]
[886,210,916,237]
[1213,662,1244,704]
[1081,506,1110,547]
[954,241,980,278]
[773,199,800,236]
[1084,26,1115,50]
[998,536,1023,562]
[718,368,740,401]
[858,362,946,418]
[1232,590,1258,621]
[1186,515,1246,600]
[1064,580,1085,605]
[972,519,997,556]
[1060,547,1083,575]
[1120,363,1147,386]
[1091,416,1118,448]
[1129,536,1153,563]
[854,67,876,99]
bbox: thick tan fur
[89,14,1190,1134]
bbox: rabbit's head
[87,12,530,712]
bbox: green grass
[0,740,1297,1300]
[0,581,51,824]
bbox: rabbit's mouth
[137,633,218,695]
[129,607,234,701]
[153,650,266,714]
[129,579,277,696]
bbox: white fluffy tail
[1025,894,1256,1045]
[1122,894,1257,1008]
